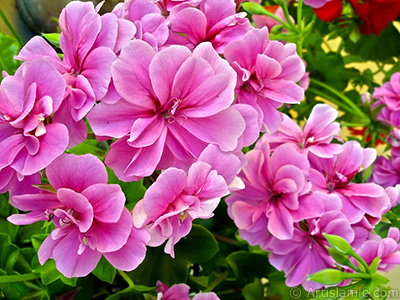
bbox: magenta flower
[0,59,68,193]
[154,0,202,15]
[112,0,168,51]
[267,211,355,290]
[355,228,400,272]
[263,104,342,158]
[16,1,125,147]
[88,40,251,181]
[372,72,400,127]
[8,154,148,278]
[252,6,292,32]
[370,150,400,188]
[226,141,325,243]
[133,145,241,257]
[224,28,305,133]
[156,281,220,300]
[304,0,332,9]
[309,141,390,224]
[165,0,252,53]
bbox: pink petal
[46,153,108,193]
[103,225,149,271]
[82,184,126,223]
[52,227,102,278]
[182,107,245,151]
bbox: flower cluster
[226,104,394,290]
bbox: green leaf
[0,233,19,273]
[92,256,116,284]
[31,255,77,286]
[174,224,219,264]
[226,251,270,280]
[128,246,190,286]
[371,274,390,286]
[0,31,21,79]
[241,2,269,15]
[326,248,359,272]
[343,23,400,62]
[267,271,308,299]
[42,33,60,48]
[0,192,19,242]
[370,257,380,274]
[66,139,107,158]
[242,278,264,300]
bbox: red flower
[349,0,400,35]
[314,0,343,22]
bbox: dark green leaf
[0,192,19,242]
[92,256,116,284]
[226,251,270,280]
[128,246,189,286]
[0,31,21,79]
[242,278,264,300]
[175,224,219,264]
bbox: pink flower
[226,141,325,243]
[156,281,220,299]
[153,0,202,15]
[112,0,168,50]
[263,104,342,158]
[252,6,292,32]
[16,1,125,147]
[372,72,400,127]
[0,59,68,192]
[224,27,305,133]
[309,141,390,225]
[165,0,252,53]
[133,145,241,257]
[304,0,332,9]
[355,228,400,272]
[87,40,253,181]
[8,154,148,278]
[370,149,400,188]
[267,211,355,290]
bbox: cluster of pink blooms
[1,0,400,294]
[226,103,400,290]
[368,73,400,188]
[156,281,219,300]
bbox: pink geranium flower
[226,141,325,244]
[112,0,168,50]
[133,145,241,257]
[8,154,148,278]
[370,148,400,188]
[0,59,68,193]
[355,228,400,272]
[224,27,305,133]
[16,1,127,147]
[87,40,254,181]
[156,281,220,299]
[267,211,355,290]
[263,104,342,158]
[165,0,252,53]
[309,141,390,225]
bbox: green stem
[279,0,298,33]
[310,79,366,118]
[0,8,23,47]
[213,234,245,248]
[297,0,304,31]
[0,273,40,284]
[249,5,294,33]
[118,270,134,287]
[307,88,355,115]
[203,270,229,293]
[340,122,370,127]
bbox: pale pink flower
[133,145,241,257]
[156,281,220,300]
[16,1,129,147]
[0,59,68,193]
[224,27,305,133]
[112,0,168,50]
[226,141,325,244]
[8,154,149,278]
[252,6,292,32]
[309,141,390,225]
[370,150,400,189]
[355,228,400,272]
[304,0,332,9]
[153,0,202,15]
[165,0,252,53]
[87,40,255,181]
[267,211,355,290]
[263,104,342,158]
